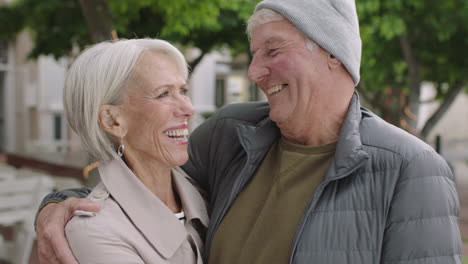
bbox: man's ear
[328,54,342,69]
[98,105,127,139]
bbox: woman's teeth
[267,84,285,95]
[165,128,189,142]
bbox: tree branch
[399,34,421,90]
[359,88,382,112]
[188,51,207,75]
[419,99,438,104]
[399,34,421,129]
[79,0,114,43]
[420,81,465,139]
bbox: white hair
[64,38,188,161]
[246,8,317,51]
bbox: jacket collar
[98,158,208,259]
[236,92,368,179]
[236,115,280,164]
[327,92,369,179]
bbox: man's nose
[248,55,269,83]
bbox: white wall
[3,41,16,152]
[419,83,468,180]
[188,50,239,129]
[419,83,468,140]
[37,56,67,143]
[189,53,218,114]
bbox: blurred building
[0,32,70,154]
[0,32,256,157]
[419,83,468,180]
[188,48,263,128]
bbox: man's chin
[268,110,288,125]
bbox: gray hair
[246,8,317,51]
[64,38,188,161]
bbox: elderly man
[36,0,461,263]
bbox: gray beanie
[255,0,362,86]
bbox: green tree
[0,0,256,69]
[357,0,468,139]
[2,0,466,139]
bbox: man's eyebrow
[265,37,282,45]
[251,36,283,55]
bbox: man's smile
[267,84,287,95]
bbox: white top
[175,211,186,224]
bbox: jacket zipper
[288,157,369,264]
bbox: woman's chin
[167,154,189,168]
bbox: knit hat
[254,0,362,86]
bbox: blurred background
[0,0,467,263]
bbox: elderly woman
[62,38,208,263]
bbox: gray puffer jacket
[182,93,461,263]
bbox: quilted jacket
[182,93,461,263]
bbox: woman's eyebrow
[151,84,172,92]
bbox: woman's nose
[175,97,195,118]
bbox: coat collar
[172,166,209,227]
[97,158,208,259]
[236,92,368,179]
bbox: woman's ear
[98,105,127,138]
[327,54,342,69]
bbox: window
[0,40,8,65]
[54,114,62,140]
[248,82,259,101]
[0,72,4,152]
[0,40,7,152]
[215,77,226,108]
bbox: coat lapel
[172,167,209,228]
[98,159,187,259]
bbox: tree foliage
[106,0,256,68]
[0,0,90,58]
[0,0,256,65]
[357,0,468,138]
[1,0,467,138]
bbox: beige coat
[65,158,208,264]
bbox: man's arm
[37,188,91,215]
[381,150,462,263]
[182,115,217,194]
[35,188,100,264]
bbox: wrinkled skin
[36,198,99,264]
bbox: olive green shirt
[209,138,336,264]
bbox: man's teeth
[267,84,285,95]
[165,128,189,142]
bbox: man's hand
[36,197,100,264]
